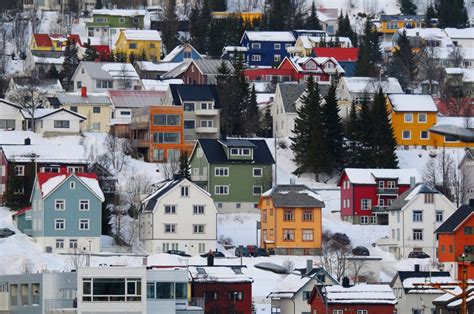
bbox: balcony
[196,127,218,134]
[371,206,388,213]
[132,139,149,148]
[458,253,474,262]
[377,187,399,195]
[195,109,218,116]
[176,297,205,313]
[129,121,149,130]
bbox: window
[82,278,142,302]
[284,209,294,221]
[412,210,423,222]
[200,102,213,110]
[357,311,368,314]
[193,224,205,233]
[184,120,195,129]
[404,113,413,123]
[215,167,229,176]
[56,239,64,249]
[96,80,113,89]
[262,210,267,223]
[436,210,443,222]
[274,43,281,50]
[464,226,474,235]
[378,181,384,188]
[79,219,90,230]
[198,243,206,253]
[360,216,369,224]
[67,166,84,173]
[283,229,295,241]
[418,113,427,123]
[54,120,70,128]
[153,114,181,126]
[13,187,24,195]
[153,149,164,161]
[253,186,262,195]
[183,51,192,58]
[164,205,176,214]
[14,165,24,176]
[303,210,313,221]
[204,291,218,300]
[129,43,137,49]
[402,130,411,140]
[95,17,107,23]
[92,123,101,131]
[274,54,281,62]
[445,135,459,143]
[230,148,251,156]
[0,119,15,129]
[333,310,343,314]
[302,290,312,300]
[420,130,429,140]
[76,81,82,89]
[424,193,434,204]
[70,106,78,112]
[370,215,377,224]
[193,205,205,214]
[413,229,423,241]
[251,54,261,61]
[227,291,243,301]
[93,106,101,113]
[302,229,314,241]
[200,120,213,127]
[183,102,195,111]
[153,132,180,144]
[55,219,65,230]
[253,168,263,177]
[119,17,125,23]
[79,200,90,211]
[181,186,189,197]
[361,199,372,210]
[251,43,261,49]
[215,185,229,195]
[236,203,241,209]
[55,200,65,211]
[164,224,176,233]
[70,239,78,249]
[70,181,75,189]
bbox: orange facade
[259,197,322,253]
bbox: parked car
[408,251,430,259]
[352,246,370,256]
[0,228,15,238]
[253,247,270,257]
[235,246,270,257]
[166,250,191,257]
[200,251,225,258]
[235,246,251,257]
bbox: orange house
[148,106,192,162]
[259,184,324,255]
[435,205,474,280]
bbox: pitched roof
[392,270,451,293]
[56,92,111,105]
[37,172,104,201]
[33,34,53,47]
[141,179,183,212]
[135,61,182,72]
[188,266,253,283]
[21,108,86,120]
[13,206,32,216]
[122,30,161,41]
[314,47,359,61]
[0,98,22,110]
[262,184,325,208]
[387,183,440,211]
[435,205,474,233]
[244,31,295,42]
[162,43,202,62]
[218,139,256,148]
[79,61,140,81]
[197,138,275,164]
[341,77,403,94]
[92,9,146,16]
[277,83,306,113]
[340,168,421,185]
[168,84,221,108]
[322,284,397,304]
[108,90,165,108]
[161,60,192,79]
[1,144,87,163]
[193,59,234,75]
[388,94,438,112]
[0,131,41,145]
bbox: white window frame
[79,200,90,211]
[251,43,261,49]
[420,130,429,140]
[215,185,229,195]
[193,224,205,234]
[181,186,189,197]
[70,181,75,189]
[193,205,205,215]
[55,219,65,230]
[215,167,229,177]
[164,205,176,214]
[253,168,263,177]
[360,216,369,224]
[164,224,176,233]
[79,219,90,230]
[418,113,427,123]
[69,239,78,249]
[413,210,423,222]
[251,54,261,61]
[370,216,377,224]
[56,239,64,249]
[361,199,371,210]
[402,130,411,140]
[404,113,413,123]
[274,43,281,50]
[55,200,66,211]
[14,165,25,176]
[436,210,443,222]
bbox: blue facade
[240,32,296,67]
[339,61,356,76]
[164,44,202,63]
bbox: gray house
[460,148,474,205]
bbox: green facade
[87,13,144,29]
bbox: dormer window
[230,148,251,156]
[378,181,384,188]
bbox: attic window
[70,182,75,189]
[231,267,242,274]
[196,267,206,275]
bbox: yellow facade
[30,34,66,52]
[114,31,161,61]
[259,197,322,251]
[379,20,423,34]
[387,98,469,148]
[61,103,111,133]
[212,11,263,23]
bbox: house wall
[392,277,443,314]
[72,63,141,93]
[35,112,83,136]
[242,35,295,67]
[182,63,207,85]
[114,32,161,61]
[460,158,474,204]
[0,102,24,131]
[0,151,8,204]
[146,268,190,314]
[61,103,111,133]
[272,86,298,138]
[167,46,202,62]
[191,282,252,314]
[311,296,395,314]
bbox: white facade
[34,110,84,136]
[460,150,474,204]
[272,88,298,138]
[139,179,217,256]
[33,236,100,254]
[0,100,24,131]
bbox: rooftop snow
[92,9,146,17]
[188,266,253,283]
[341,77,403,94]
[0,131,42,145]
[436,116,472,128]
[122,30,161,41]
[141,79,184,91]
[400,28,453,47]
[1,144,87,163]
[245,31,295,42]
[444,28,474,39]
[39,173,104,201]
[267,273,311,298]
[325,284,396,304]
[343,168,421,185]
[135,61,182,72]
[388,94,438,112]
[445,67,474,82]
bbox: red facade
[181,63,208,84]
[311,299,395,314]
[191,281,252,314]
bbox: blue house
[240,31,296,67]
[162,43,203,63]
[20,172,104,254]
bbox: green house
[189,139,274,213]
[86,9,145,39]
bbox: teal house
[189,139,274,213]
[20,172,104,254]
[86,9,146,42]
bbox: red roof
[67,34,82,46]
[37,172,98,197]
[94,45,111,56]
[33,34,53,47]
[314,47,359,62]
[14,206,32,216]
[433,96,474,116]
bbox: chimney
[81,86,87,97]
[342,277,350,288]
[24,138,31,145]
[410,176,416,188]
[207,251,214,266]
[306,259,313,274]
[414,264,420,272]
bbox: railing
[371,206,388,213]
[195,109,218,116]
[196,127,218,133]
[44,299,75,312]
[377,187,399,195]
[132,139,149,148]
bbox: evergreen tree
[95,0,103,9]
[244,85,260,136]
[83,39,99,61]
[258,107,273,138]
[400,0,417,15]
[199,0,212,53]
[189,5,201,48]
[209,0,226,11]
[61,39,80,91]
[438,0,468,28]
[107,50,115,62]
[208,19,226,58]
[137,50,147,61]
[5,176,27,210]
[46,65,59,79]
[357,96,374,167]
[344,101,362,167]
[355,21,380,77]
[101,203,112,235]
[336,13,358,48]
[178,151,191,180]
[321,80,344,172]
[389,30,417,90]
[162,0,179,54]
[114,51,127,62]
[370,88,399,168]
[306,1,322,30]
[424,4,437,27]
[128,52,137,64]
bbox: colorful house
[162,43,203,62]
[114,30,161,61]
[240,31,296,67]
[189,138,274,213]
[211,11,263,24]
[287,35,353,57]
[29,34,67,57]
[259,184,325,255]
[22,172,104,253]
[379,15,426,34]
[313,47,359,76]
[162,59,234,85]
[338,168,421,225]
[435,205,474,280]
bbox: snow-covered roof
[403,276,457,294]
[162,44,202,62]
[286,56,345,74]
[92,9,146,17]
[135,61,182,72]
[445,67,474,82]
[400,28,453,47]
[267,273,312,299]
[56,92,111,105]
[325,284,396,304]
[141,79,184,91]
[37,172,104,201]
[188,266,253,283]
[223,46,248,52]
[1,144,87,163]
[444,28,474,39]
[79,61,140,81]
[244,31,295,42]
[0,131,42,145]
[342,168,421,185]
[32,55,64,64]
[435,116,472,128]
[122,30,161,41]
[341,77,403,94]
[262,184,325,208]
[21,108,86,120]
[388,94,438,112]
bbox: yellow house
[56,88,112,133]
[212,11,263,24]
[114,30,161,61]
[259,184,324,255]
[387,94,469,148]
[30,34,67,52]
[379,15,425,34]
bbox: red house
[313,47,359,76]
[435,205,474,280]
[189,265,253,314]
[309,284,397,314]
[338,168,421,225]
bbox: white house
[378,183,457,259]
[0,99,24,131]
[336,77,403,119]
[460,148,474,205]
[272,83,305,138]
[22,108,86,136]
[72,61,141,93]
[444,28,474,48]
[138,178,218,256]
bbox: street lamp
[255,262,329,314]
